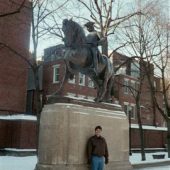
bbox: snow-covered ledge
[0,114,37,121]
[131,124,167,131]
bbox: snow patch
[2,148,36,152]
[0,114,37,121]
[131,124,167,131]
[130,152,170,165]
[0,156,37,170]
[1,152,170,170]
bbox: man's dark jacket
[87,135,109,163]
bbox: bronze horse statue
[61,19,114,102]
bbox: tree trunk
[167,120,170,158]
[102,39,108,57]
[129,111,132,155]
[136,103,146,161]
[33,67,42,155]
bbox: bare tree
[64,0,141,56]
[147,22,170,157]
[0,0,69,153]
[135,0,170,158]
[28,0,71,153]
[117,0,170,158]
[114,56,146,160]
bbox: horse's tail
[52,60,68,96]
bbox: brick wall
[43,60,96,99]
[131,129,167,148]
[0,120,36,149]
[0,0,31,114]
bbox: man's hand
[105,158,109,164]
[87,158,91,164]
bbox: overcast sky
[29,0,170,58]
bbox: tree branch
[0,0,26,18]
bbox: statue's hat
[84,21,95,27]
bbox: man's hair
[95,126,102,131]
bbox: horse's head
[62,19,86,47]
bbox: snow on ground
[130,152,170,170]
[130,152,170,164]
[134,166,170,170]
[0,156,37,170]
[1,152,170,170]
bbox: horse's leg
[98,79,109,102]
[98,70,112,102]
[65,60,77,76]
[104,76,114,102]
[88,74,101,101]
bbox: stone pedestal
[36,98,132,170]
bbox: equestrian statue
[59,19,114,102]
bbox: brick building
[111,52,166,149]
[43,45,167,149]
[0,0,167,151]
[0,0,36,149]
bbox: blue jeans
[91,155,104,170]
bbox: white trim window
[130,80,136,96]
[53,64,60,83]
[124,102,136,119]
[88,77,94,88]
[68,76,76,84]
[124,79,129,94]
[116,66,126,75]
[131,61,140,78]
[124,102,129,114]
[79,73,85,86]
[130,104,136,119]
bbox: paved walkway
[133,165,170,170]
[132,160,170,170]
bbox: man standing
[87,126,109,170]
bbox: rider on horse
[84,21,104,76]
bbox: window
[53,65,60,83]
[153,81,157,89]
[88,77,94,88]
[135,82,139,91]
[68,76,76,84]
[129,105,136,119]
[79,73,85,86]
[124,79,129,94]
[116,66,126,75]
[124,104,128,114]
[131,61,140,78]
[130,80,136,96]
[124,102,136,119]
